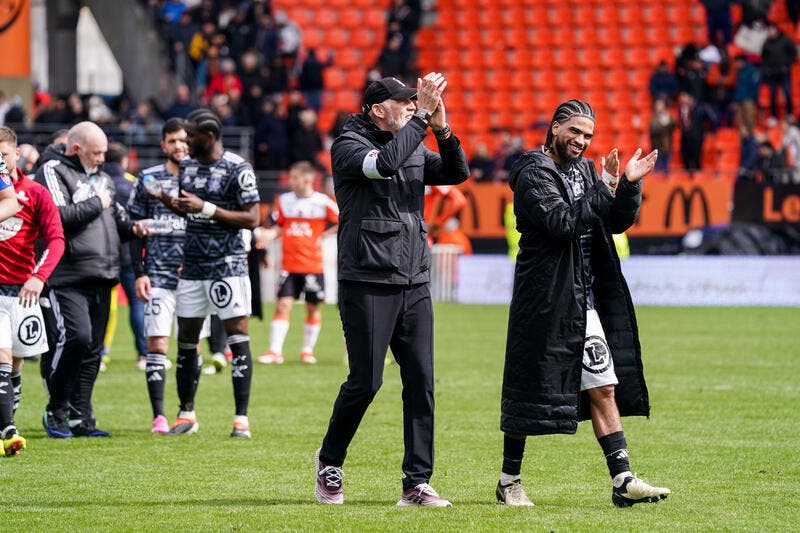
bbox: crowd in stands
[645,0,800,182]
[1,1,798,184]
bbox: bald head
[66,121,108,174]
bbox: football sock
[0,363,13,429]
[176,343,199,412]
[10,371,21,416]
[502,434,526,479]
[228,334,252,416]
[269,313,289,354]
[145,352,167,418]
[598,431,631,479]
[301,317,322,354]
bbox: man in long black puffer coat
[496,100,670,508]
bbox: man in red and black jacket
[0,126,65,456]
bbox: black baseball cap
[362,77,417,113]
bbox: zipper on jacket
[396,167,417,285]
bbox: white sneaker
[496,480,534,506]
[258,351,284,364]
[211,352,227,372]
[612,474,670,507]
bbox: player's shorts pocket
[357,218,403,271]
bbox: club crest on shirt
[582,335,612,374]
[0,216,22,241]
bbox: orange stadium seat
[338,8,364,29]
[325,28,350,49]
[333,48,361,69]
[314,8,338,28]
[324,68,347,90]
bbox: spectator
[780,118,800,182]
[327,110,350,142]
[678,91,718,172]
[289,108,324,168]
[165,83,197,118]
[376,33,408,78]
[756,138,786,181]
[733,18,770,57]
[707,55,737,126]
[788,0,800,30]
[468,142,497,182]
[205,57,243,102]
[275,11,302,61]
[732,54,761,130]
[649,98,677,175]
[3,95,25,124]
[123,101,164,144]
[298,48,334,113]
[760,21,798,121]
[0,91,8,124]
[741,0,774,26]
[701,0,736,47]
[254,13,279,64]
[254,99,288,171]
[648,60,680,104]
[160,0,187,25]
[264,54,289,96]
[737,126,760,179]
[677,53,709,103]
[18,144,40,174]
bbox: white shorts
[0,295,49,358]
[144,287,211,339]
[580,309,619,391]
[176,276,252,321]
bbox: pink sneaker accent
[151,414,169,434]
[315,449,344,504]
[397,483,452,507]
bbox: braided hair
[544,99,596,150]
[186,108,222,140]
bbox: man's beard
[555,136,583,164]
[386,113,410,134]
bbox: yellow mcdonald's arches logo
[0,0,24,34]
[664,186,711,228]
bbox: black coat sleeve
[516,164,614,242]
[608,175,642,234]
[421,134,470,186]
[332,118,432,181]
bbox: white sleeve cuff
[362,150,388,180]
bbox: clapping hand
[624,148,659,183]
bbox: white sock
[178,410,196,420]
[233,415,249,426]
[613,471,633,488]
[500,472,521,486]
[302,321,321,353]
[269,317,290,354]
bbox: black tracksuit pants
[320,280,435,490]
[42,284,112,422]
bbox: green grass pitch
[3,304,799,531]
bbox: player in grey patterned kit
[165,109,260,438]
